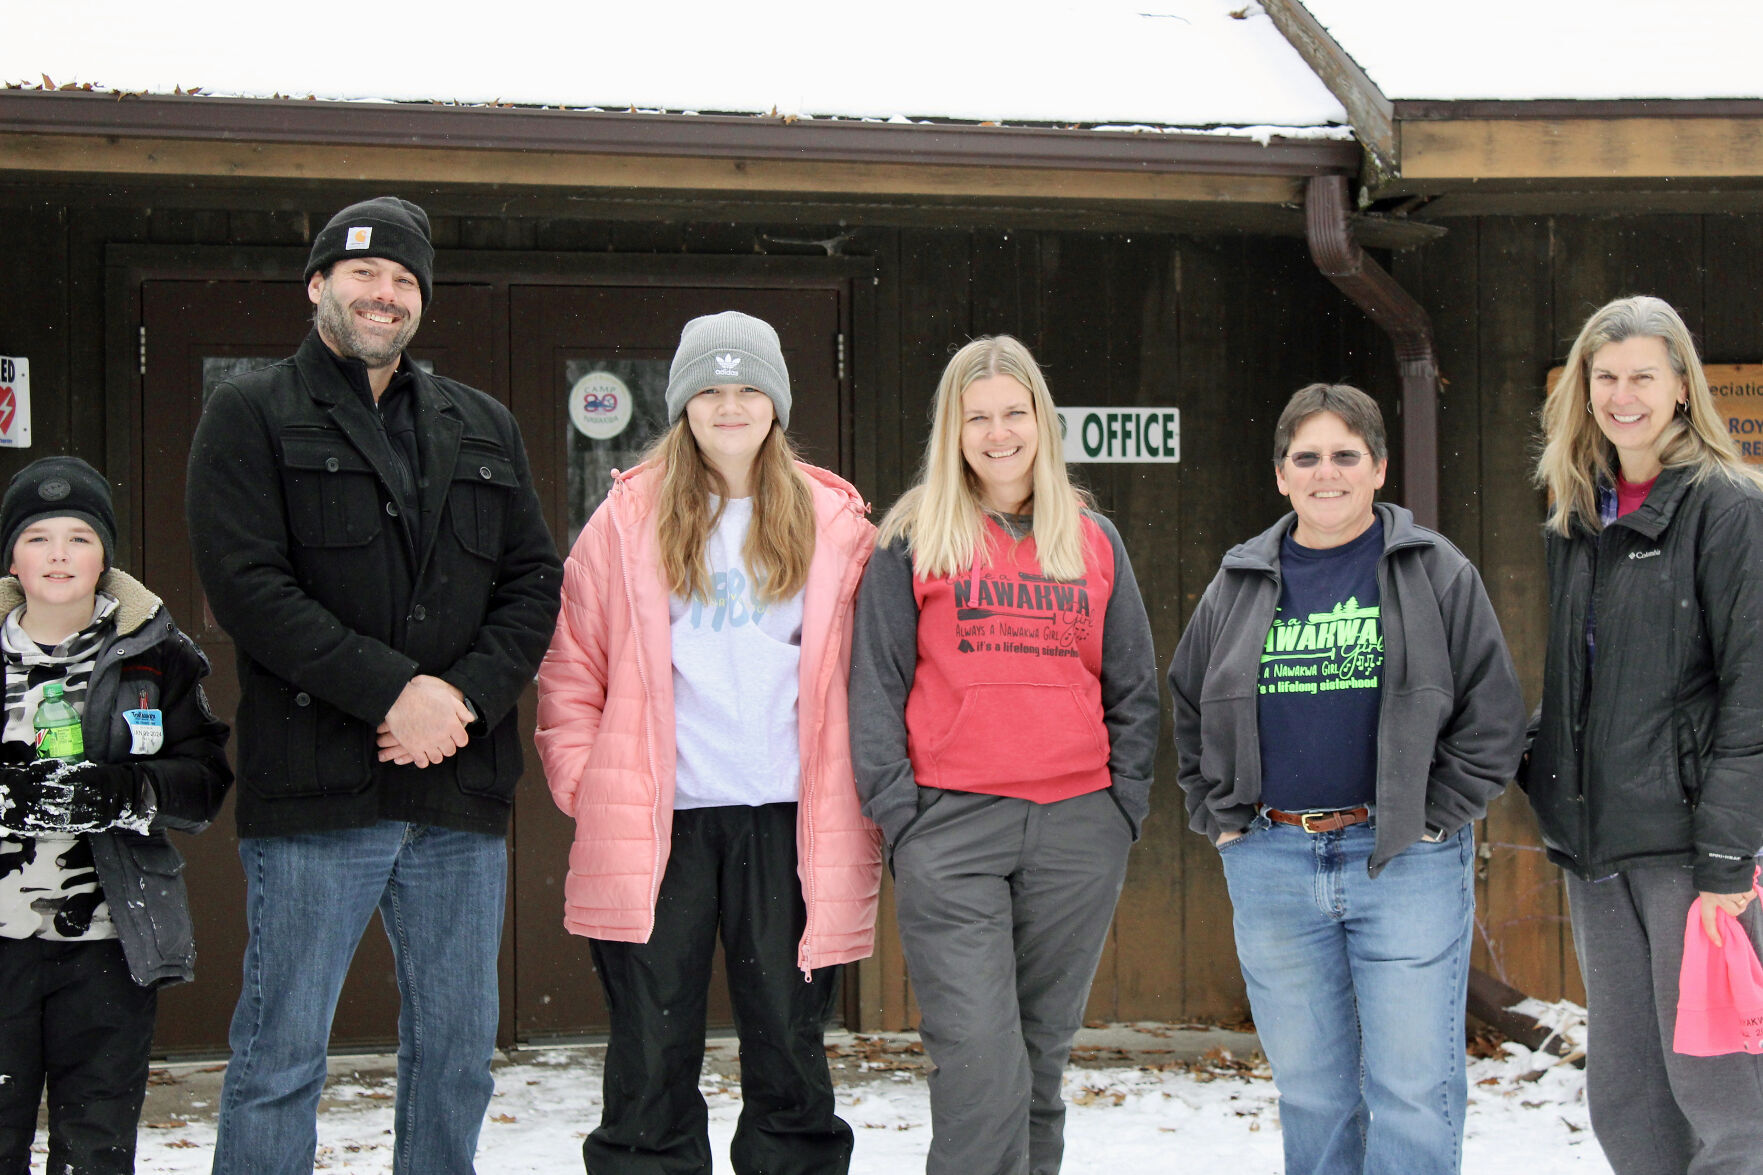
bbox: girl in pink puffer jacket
[537,311,879,1173]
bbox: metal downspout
[1304,174,1440,529]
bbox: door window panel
[563,357,669,547]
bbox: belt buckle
[1299,811,1330,834]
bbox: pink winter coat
[535,461,882,972]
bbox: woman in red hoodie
[537,311,880,1174]
[850,335,1160,1175]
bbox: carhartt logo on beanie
[664,312,792,427]
[1,456,117,570]
[304,196,435,303]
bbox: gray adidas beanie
[663,311,792,428]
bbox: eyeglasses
[1285,449,1369,469]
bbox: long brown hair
[1537,295,1762,536]
[644,417,815,603]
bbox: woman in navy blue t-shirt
[1170,383,1524,1175]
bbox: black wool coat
[185,331,562,838]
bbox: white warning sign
[0,357,31,449]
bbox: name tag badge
[123,709,164,756]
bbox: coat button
[294,692,311,707]
[412,605,427,622]
[478,465,493,480]
[325,457,340,472]
[386,502,399,517]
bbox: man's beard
[314,282,421,367]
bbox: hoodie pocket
[928,683,1107,784]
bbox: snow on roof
[3,1,1346,134]
[1301,0,1763,102]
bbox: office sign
[1056,406,1179,464]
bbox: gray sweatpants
[1567,865,1763,1175]
[891,787,1133,1175]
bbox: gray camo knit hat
[1,456,117,571]
[663,311,792,428]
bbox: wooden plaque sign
[1706,365,1763,463]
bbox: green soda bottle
[34,681,85,763]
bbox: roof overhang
[1397,102,1763,184]
[0,89,1356,209]
[1264,0,1763,216]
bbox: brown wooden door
[139,279,493,1054]
[507,285,846,1040]
[139,276,848,1051]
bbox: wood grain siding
[1403,119,1763,181]
[1115,243,1186,1021]
[0,133,1309,206]
[0,207,70,465]
[1473,218,1568,1003]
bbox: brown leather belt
[1263,805,1371,834]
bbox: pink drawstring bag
[1674,890,1763,1057]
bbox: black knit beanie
[304,196,434,303]
[1,456,117,571]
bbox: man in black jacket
[185,197,562,1175]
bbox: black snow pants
[0,936,157,1175]
[584,801,852,1175]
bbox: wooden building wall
[34,190,1698,1039]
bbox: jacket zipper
[1574,527,1608,862]
[611,479,667,941]
[796,497,869,977]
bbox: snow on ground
[34,1020,1611,1173]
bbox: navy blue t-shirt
[1256,518,1384,811]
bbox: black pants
[0,937,157,1175]
[585,802,852,1175]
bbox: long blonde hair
[1536,295,1761,536]
[645,417,815,603]
[879,335,1090,581]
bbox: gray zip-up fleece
[1169,502,1525,877]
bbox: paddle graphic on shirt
[952,570,1092,657]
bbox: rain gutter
[1304,173,1439,528]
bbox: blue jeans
[211,822,505,1175]
[1219,816,1474,1175]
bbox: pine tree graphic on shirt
[1257,596,1383,696]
